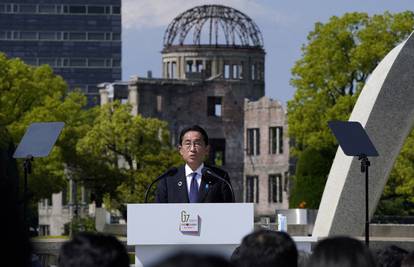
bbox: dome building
[100,5,289,214]
[161,4,265,92]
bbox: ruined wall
[128,78,264,202]
[244,97,289,216]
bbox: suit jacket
[155,164,233,203]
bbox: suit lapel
[198,173,212,202]
[175,165,189,203]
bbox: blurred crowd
[56,230,414,267]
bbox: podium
[127,203,254,267]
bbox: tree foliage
[377,129,414,215]
[75,101,182,207]
[0,54,67,127]
[288,11,414,213]
[0,53,94,202]
[8,91,94,201]
[0,53,182,229]
[289,147,335,209]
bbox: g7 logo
[181,210,190,223]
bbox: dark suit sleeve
[221,171,234,203]
[155,176,168,203]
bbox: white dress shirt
[185,163,203,197]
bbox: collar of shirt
[185,163,204,190]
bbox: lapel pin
[178,181,183,187]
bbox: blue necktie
[189,172,199,203]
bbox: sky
[121,0,413,105]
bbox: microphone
[202,167,235,202]
[144,167,178,203]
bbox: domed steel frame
[163,5,264,47]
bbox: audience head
[58,232,129,267]
[151,251,234,267]
[232,229,298,267]
[307,236,376,267]
[376,245,408,267]
[402,251,414,267]
[297,250,310,267]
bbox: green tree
[0,54,67,126]
[289,147,335,208]
[8,91,94,201]
[288,11,414,212]
[0,53,93,201]
[0,53,95,230]
[76,101,182,207]
[377,129,414,216]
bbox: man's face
[179,130,210,170]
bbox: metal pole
[365,162,369,246]
[23,156,33,231]
[23,161,28,228]
[359,155,370,247]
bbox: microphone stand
[144,168,177,203]
[202,168,235,202]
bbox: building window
[69,32,87,40]
[205,60,212,78]
[39,225,50,236]
[69,5,86,14]
[23,58,37,66]
[269,174,283,203]
[112,59,121,67]
[232,64,238,79]
[258,63,264,80]
[186,60,193,73]
[231,64,243,79]
[88,6,105,14]
[246,176,259,203]
[284,172,289,192]
[20,31,37,40]
[39,32,56,40]
[246,128,260,155]
[171,61,177,78]
[269,127,283,154]
[209,139,226,166]
[88,58,106,67]
[224,64,230,79]
[87,85,99,94]
[112,33,121,41]
[251,63,256,80]
[112,6,121,15]
[88,32,105,40]
[239,63,244,79]
[19,4,37,13]
[207,97,222,117]
[195,60,203,72]
[62,186,69,206]
[38,4,56,13]
[38,58,56,67]
[166,62,170,78]
[70,58,87,67]
[62,58,70,66]
[156,95,162,113]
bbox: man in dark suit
[155,125,233,203]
